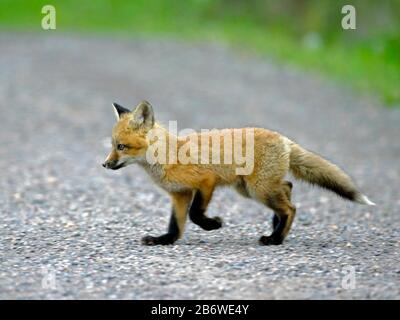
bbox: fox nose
[102,161,112,169]
[103,160,117,169]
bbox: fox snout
[102,160,126,170]
[102,160,117,169]
[103,151,124,170]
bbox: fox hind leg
[259,184,296,245]
[272,180,293,229]
[282,180,293,199]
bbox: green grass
[1,0,399,106]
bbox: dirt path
[0,34,399,299]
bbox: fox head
[102,100,154,170]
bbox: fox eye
[117,144,125,151]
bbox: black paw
[259,235,284,246]
[202,216,223,231]
[141,234,177,246]
[213,216,223,228]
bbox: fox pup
[103,101,375,246]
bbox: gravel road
[0,34,399,299]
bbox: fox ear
[130,100,154,131]
[112,102,130,121]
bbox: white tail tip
[356,194,376,206]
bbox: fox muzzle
[102,160,125,170]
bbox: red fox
[103,101,375,246]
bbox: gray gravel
[0,33,399,299]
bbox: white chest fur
[139,162,189,193]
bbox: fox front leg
[189,190,223,231]
[141,192,191,245]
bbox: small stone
[65,221,75,228]
[319,196,328,204]
[13,193,22,200]
[32,194,46,204]
[309,207,317,214]
[46,176,58,184]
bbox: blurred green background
[1,0,399,106]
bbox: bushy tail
[289,143,375,205]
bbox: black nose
[103,160,117,169]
